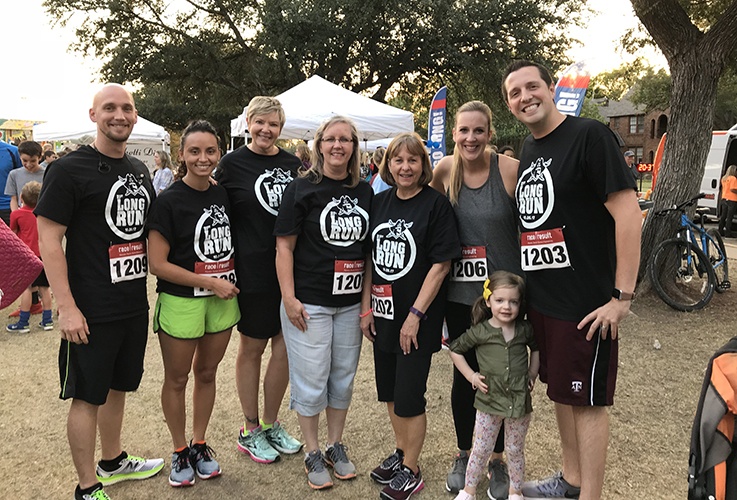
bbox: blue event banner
[554,62,590,117]
[427,86,447,169]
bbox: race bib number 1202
[520,228,571,271]
[333,259,364,295]
[371,284,394,320]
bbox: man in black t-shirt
[503,61,641,500]
[36,84,163,500]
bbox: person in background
[41,150,58,168]
[148,120,240,487]
[152,150,175,194]
[295,142,312,173]
[0,140,21,226]
[216,96,304,466]
[6,181,54,333]
[275,116,372,491]
[718,164,737,238]
[5,140,45,211]
[623,151,639,183]
[498,146,515,158]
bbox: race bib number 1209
[109,241,147,284]
[520,228,571,271]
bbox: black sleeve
[585,122,638,202]
[34,164,79,226]
[426,195,462,264]
[273,179,305,237]
[146,193,176,245]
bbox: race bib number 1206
[520,228,571,271]
[450,246,488,282]
[109,241,147,284]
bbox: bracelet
[359,308,373,318]
[409,306,427,320]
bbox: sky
[1,0,666,122]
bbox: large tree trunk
[631,0,737,289]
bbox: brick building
[597,91,670,164]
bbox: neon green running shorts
[154,292,241,339]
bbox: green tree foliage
[588,58,649,101]
[630,68,672,114]
[43,0,584,137]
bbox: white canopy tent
[230,75,414,142]
[33,115,170,173]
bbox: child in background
[7,181,53,332]
[450,271,539,500]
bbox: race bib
[450,246,488,282]
[193,259,236,297]
[520,228,571,271]
[332,259,364,295]
[109,241,147,284]
[371,284,394,320]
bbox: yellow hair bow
[482,278,492,300]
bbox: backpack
[688,336,737,500]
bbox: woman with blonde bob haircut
[430,100,522,497]
[216,95,304,465]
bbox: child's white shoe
[454,490,475,500]
[508,494,525,500]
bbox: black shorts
[59,313,148,406]
[528,307,618,407]
[373,346,432,418]
[32,268,49,288]
[237,291,282,339]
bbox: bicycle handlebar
[653,193,707,217]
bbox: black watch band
[612,288,635,300]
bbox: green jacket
[450,320,537,418]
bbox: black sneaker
[445,451,469,493]
[380,464,424,500]
[371,449,404,484]
[487,459,510,500]
[74,483,111,500]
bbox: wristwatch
[612,288,636,300]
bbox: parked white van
[698,123,737,218]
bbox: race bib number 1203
[520,228,571,271]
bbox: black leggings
[718,199,737,237]
[447,301,504,453]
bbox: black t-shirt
[370,186,461,354]
[34,145,155,322]
[147,181,235,297]
[516,117,637,321]
[215,146,300,295]
[274,174,373,307]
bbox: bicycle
[648,193,730,311]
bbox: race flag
[554,62,590,117]
[427,86,447,169]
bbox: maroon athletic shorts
[528,307,617,406]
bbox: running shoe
[508,494,524,500]
[189,441,221,479]
[237,426,280,463]
[445,451,469,493]
[487,458,510,500]
[168,448,195,487]
[39,319,54,331]
[95,452,165,485]
[371,448,404,484]
[264,420,303,454]
[305,449,333,490]
[6,321,30,333]
[380,464,424,500]
[325,442,356,480]
[521,471,580,498]
[74,483,111,500]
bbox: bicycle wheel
[705,228,729,292]
[649,238,716,311]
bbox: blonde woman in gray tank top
[430,100,521,497]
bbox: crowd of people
[0,59,643,500]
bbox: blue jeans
[280,302,362,417]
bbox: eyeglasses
[321,137,353,144]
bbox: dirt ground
[1,269,735,500]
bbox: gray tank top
[448,154,523,305]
